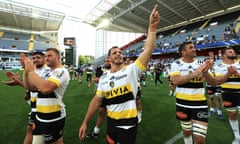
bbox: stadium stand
[122,11,240,59]
[92,10,240,67]
[0,31,57,69]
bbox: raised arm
[138,4,160,68]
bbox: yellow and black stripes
[96,62,142,125]
[36,92,61,120]
[105,92,134,105]
[170,59,206,101]
[107,103,137,120]
[178,82,204,88]
[107,116,138,127]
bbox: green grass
[0,70,236,143]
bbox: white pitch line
[164,131,183,144]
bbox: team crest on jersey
[109,81,114,88]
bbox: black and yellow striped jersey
[215,61,240,92]
[30,65,50,113]
[170,58,205,101]
[36,67,70,122]
[96,58,145,126]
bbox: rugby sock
[229,119,240,139]
[183,135,193,144]
[143,81,146,86]
[173,90,176,96]
[138,111,142,123]
[94,126,101,134]
[210,107,214,112]
[32,135,45,144]
[217,109,222,115]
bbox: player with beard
[215,47,240,144]
[170,41,216,144]
[23,51,51,144]
[24,48,70,144]
[79,4,160,144]
[5,51,50,144]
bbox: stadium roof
[0,0,240,33]
[88,0,240,33]
[0,0,65,33]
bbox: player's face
[45,50,58,68]
[104,58,111,69]
[32,54,45,68]
[183,43,196,58]
[109,48,123,65]
[225,49,237,60]
[19,53,26,66]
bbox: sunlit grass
[0,70,235,143]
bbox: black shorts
[206,86,221,95]
[222,91,240,108]
[176,99,208,122]
[86,74,92,81]
[35,117,65,144]
[29,112,41,135]
[107,119,137,144]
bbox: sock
[183,135,193,144]
[32,135,45,144]
[143,81,146,86]
[173,91,176,96]
[210,107,214,112]
[229,119,240,139]
[138,111,142,123]
[217,109,222,115]
[169,91,172,96]
[93,126,101,134]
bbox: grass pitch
[0,70,235,143]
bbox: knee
[183,130,192,137]
[194,136,206,144]
[223,101,232,107]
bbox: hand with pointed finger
[149,4,161,31]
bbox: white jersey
[170,58,206,101]
[86,66,93,74]
[96,58,145,126]
[36,67,70,123]
[150,66,155,73]
[30,65,51,112]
